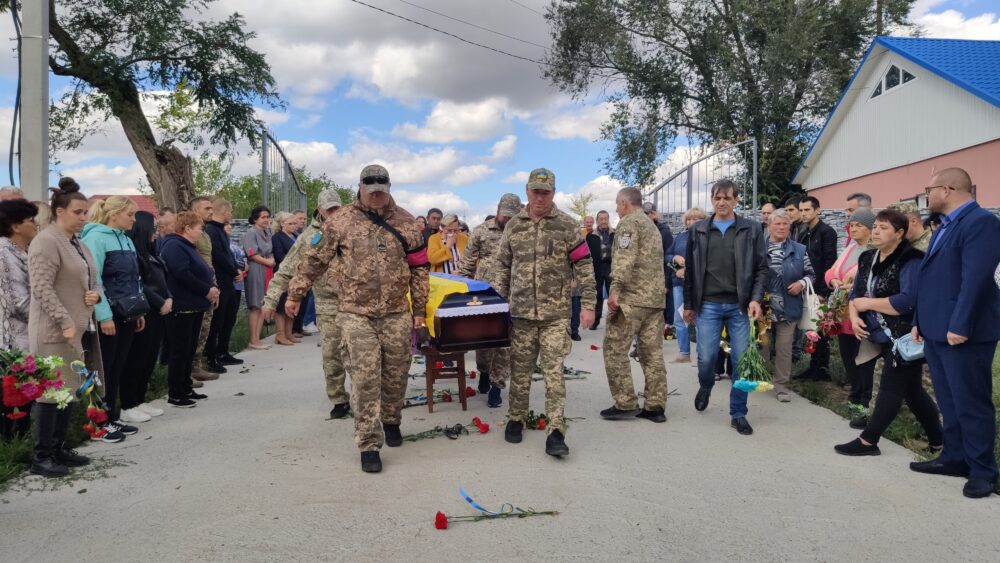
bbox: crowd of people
[1,164,997,499]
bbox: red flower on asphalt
[435,511,448,530]
[469,371,477,379]
[442,391,453,402]
[435,361,444,368]
[537,419,547,431]
[465,387,476,397]
[479,422,490,433]
[590,345,599,350]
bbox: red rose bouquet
[1,348,71,419]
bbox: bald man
[911,167,1000,499]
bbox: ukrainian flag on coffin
[423,273,509,337]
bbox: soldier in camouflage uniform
[599,188,669,423]
[264,190,349,419]
[886,201,932,252]
[286,165,429,474]
[189,196,220,382]
[457,193,523,408]
[494,168,597,457]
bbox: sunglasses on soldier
[362,176,389,185]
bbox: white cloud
[447,164,494,186]
[504,170,529,183]
[255,107,290,126]
[906,1,1000,39]
[298,114,323,128]
[393,98,513,143]
[553,174,625,224]
[537,102,613,141]
[391,189,472,219]
[489,135,517,161]
[58,162,148,196]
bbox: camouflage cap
[526,168,555,191]
[360,164,390,193]
[497,193,523,217]
[317,189,343,210]
[886,201,920,216]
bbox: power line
[394,0,548,49]
[347,0,549,66]
[507,0,544,16]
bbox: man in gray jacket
[683,180,768,435]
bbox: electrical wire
[393,0,547,49]
[9,0,22,186]
[507,0,544,16]
[347,0,549,66]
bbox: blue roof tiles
[878,37,1000,108]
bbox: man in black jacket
[643,202,674,328]
[683,180,767,435]
[796,196,838,381]
[592,210,614,329]
[203,198,241,372]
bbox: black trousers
[122,312,165,410]
[205,286,236,360]
[165,311,204,399]
[861,349,943,446]
[98,318,138,421]
[808,333,831,374]
[838,334,877,407]
[594,267,612,326]
[219,289,241,357]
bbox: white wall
[799,46,1000,190]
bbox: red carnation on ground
[537,418,547,431]
[435,361,444,368]
[590,345,599,350]
[435,511,449,530]
[469,371,477,379]
[465,387,476,397]
[442,391,452,402]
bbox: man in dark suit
[912,167,1000,499]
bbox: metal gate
[645,139,758,213]
[260,127,307,213]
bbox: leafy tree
[544,0,916,198]
[569,192,595,221]
[43,0,282,210]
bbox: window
[869,63,915,102]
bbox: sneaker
[383,423,403,447]
[730,417,754,435]
[188,391,208,400]
[119,407,151,423]
[168,397,198,408]
[570,333,581,341]
[834,437,880,456]
[477,372,491,394]
[136,403,164,417]
[218,353,244,365]
[205,361,227,374]
[99,423,126,443]
[361,451,382,473]
[636,407,667,423]
[487,385,502,408]
[545,430,569,457]
[504,420,523,443]
[329,403,350,419]
[600,405,641,420]
[30,455,69,477]
[113,421,139,435]
[303,322,320,335]
[53,446,90,467]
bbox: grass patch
[0,307,269,487]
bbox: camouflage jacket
[288,198,429,318]
[610,209,666,309]
[494,204,597,320]
[457,217,504,283]
[264,217,338,310]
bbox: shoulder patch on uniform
[310,231,323,245]
[618,227,633,249]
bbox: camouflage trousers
[603,304,668,410]
[508,318,570,435]
[315,295,348,405]
[195,305,215,365]
[475,347,511,389]
[341,311,412,451]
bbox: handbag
[109,237,151,322]
[797,277,821,331]
[865,266,924,362]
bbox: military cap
[317,189,343,210]
[526,168,555,191]
[360,164,390,193]
[497,193,523,217]
[886,201,920,216]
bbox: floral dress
[0,237,30,350]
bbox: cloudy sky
[0,0,998,223]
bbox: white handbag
[797,277,821,331]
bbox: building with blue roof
[792,37,1000,208]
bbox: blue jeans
[672,285,689,355]
[570,296,582,335]
[303,291,316,326]
[695,301,751,418]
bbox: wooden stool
[423,350,467,413]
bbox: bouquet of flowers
[814,287,848,337]
[1,348,71,419]
[733,324,774,393]
[804,330,821,354]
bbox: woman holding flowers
[825,208,877,429]
[27,178,105,475]
[835,209,942,457]
[763,209,815,403]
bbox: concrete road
[2,328,998,562]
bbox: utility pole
[20,1,50,201]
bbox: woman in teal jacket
[82,196,146,436]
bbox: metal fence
[644,139,758,213]
[260,127,307,213]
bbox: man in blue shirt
[912,167,1000,499]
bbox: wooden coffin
[432,287,511,353]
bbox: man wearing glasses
[911,168,1000,499]
[286,164,430,474]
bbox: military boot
[504,420,523,444]
[477,371,491,394]
[361,451,382,473]
[383,423,403,447]
[29,403,69,478]
[545,430,569,457]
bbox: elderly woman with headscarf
[427,213,469,274]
